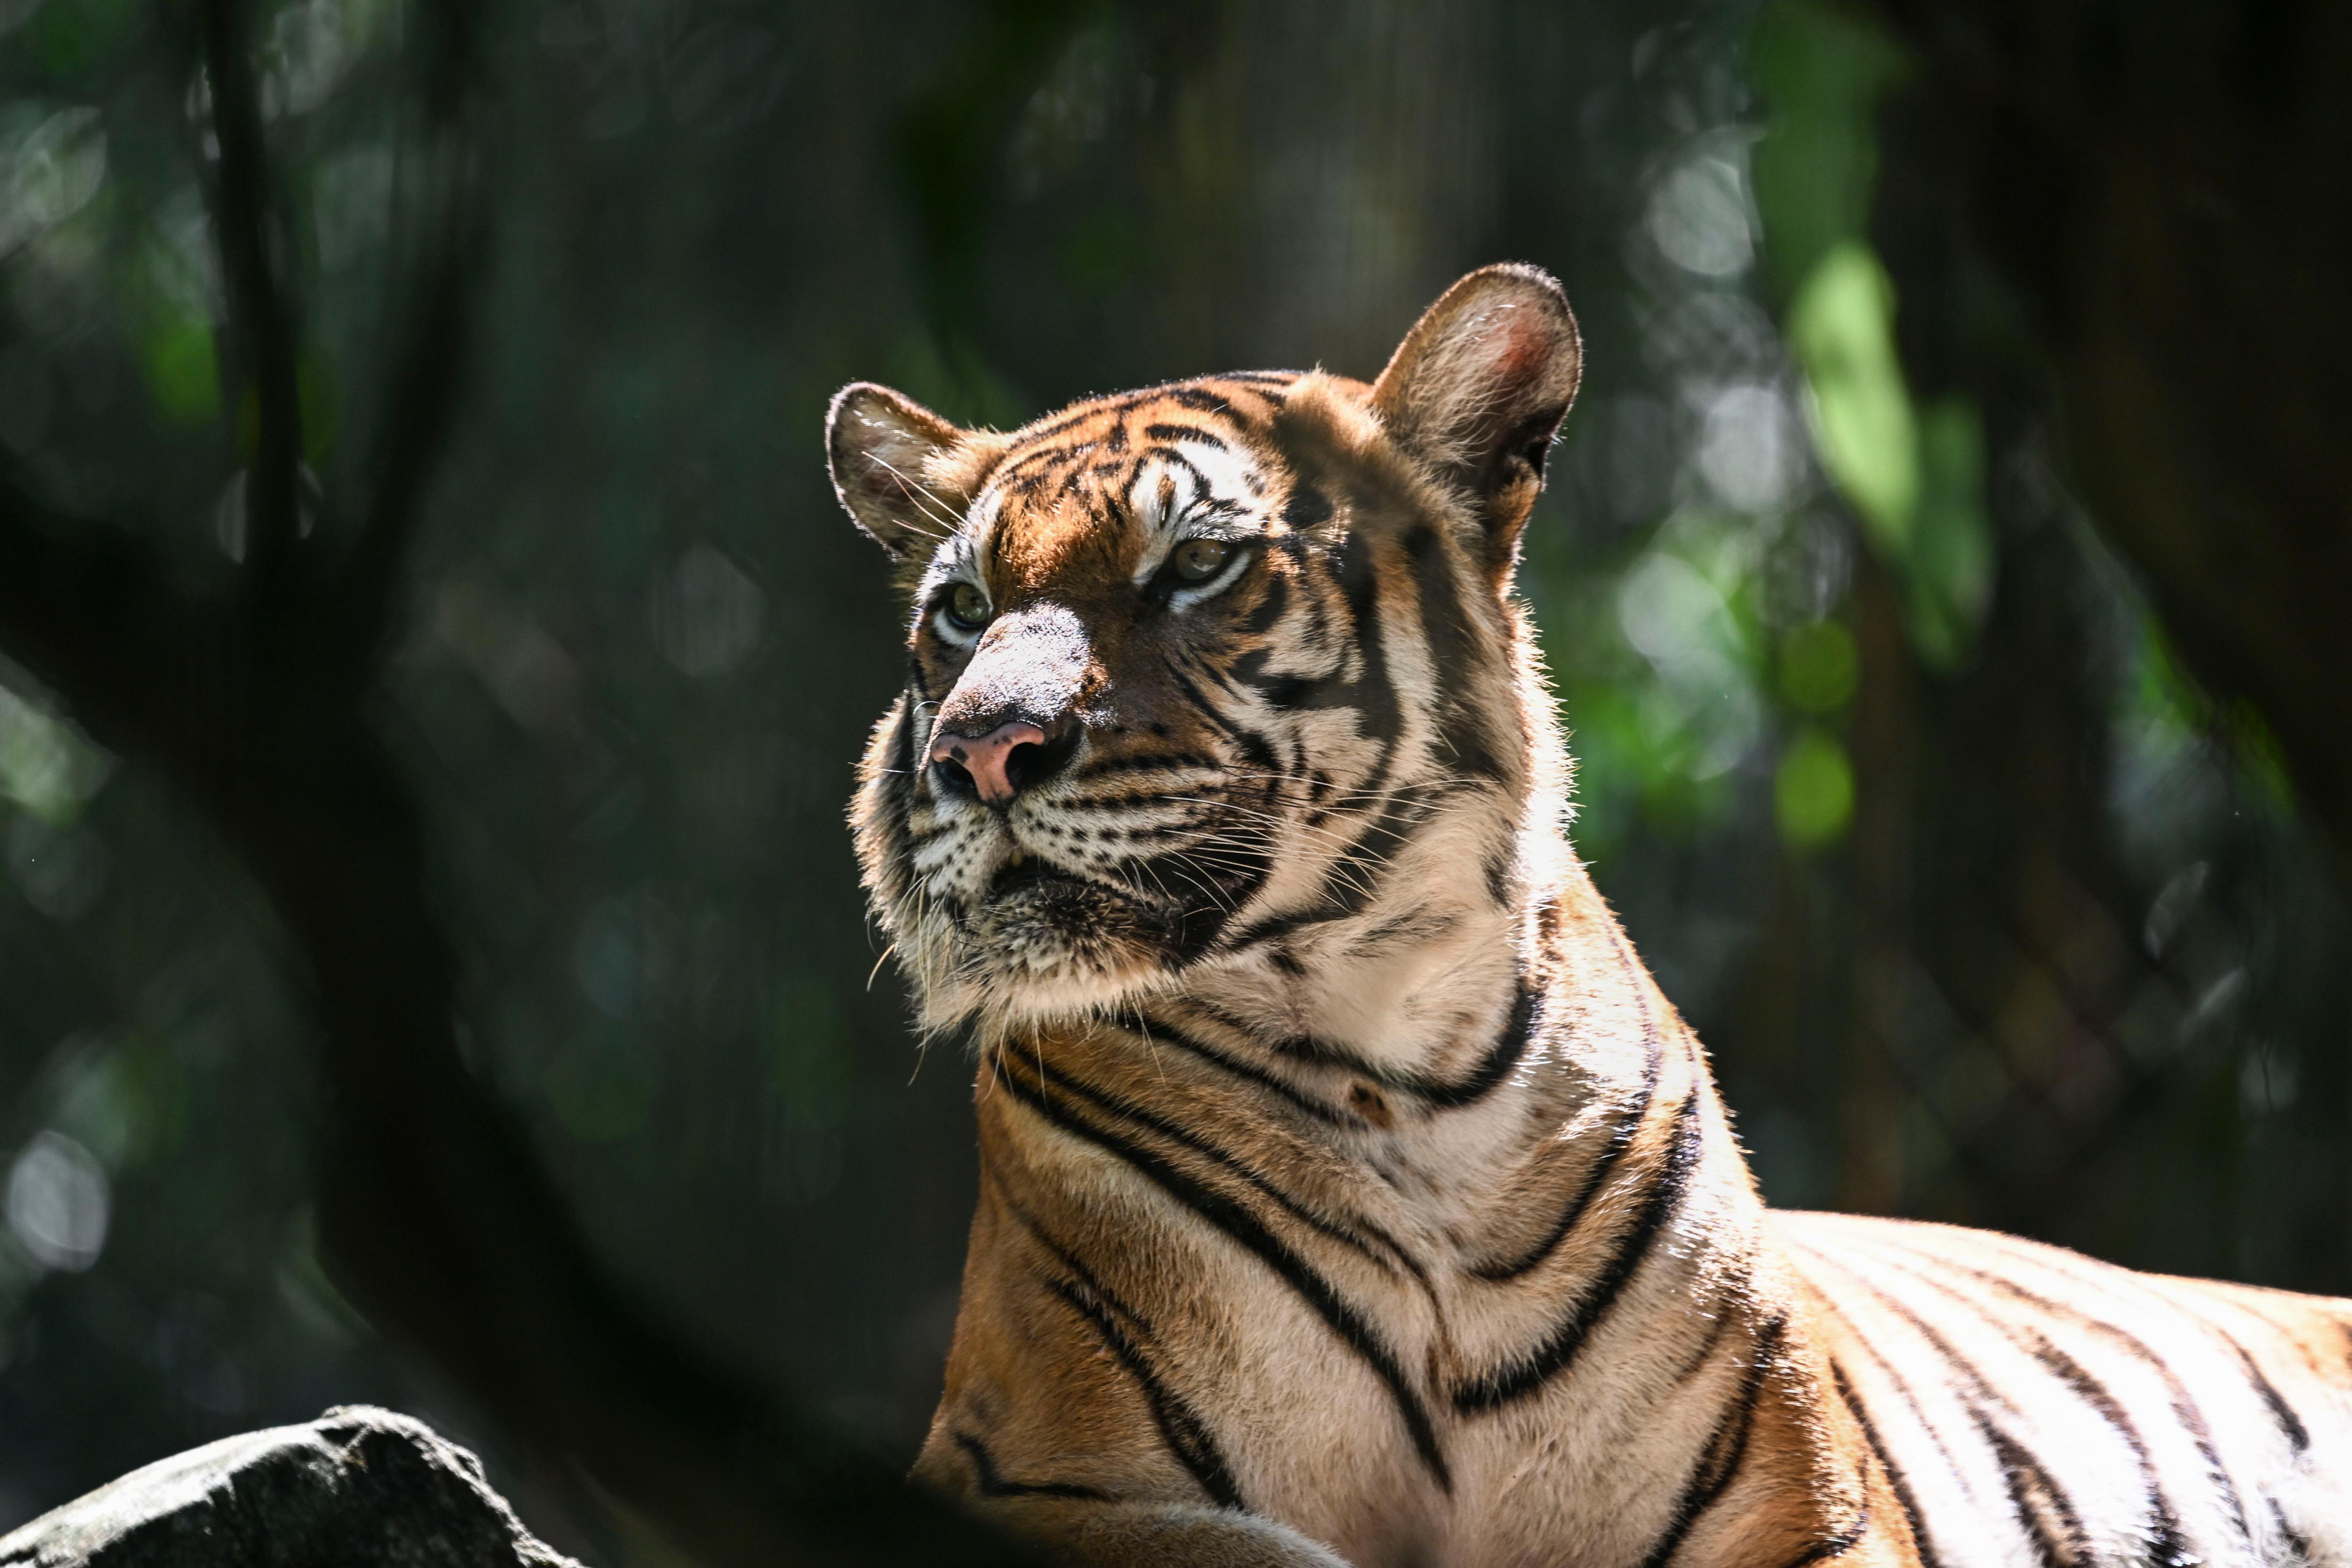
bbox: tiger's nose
[928,720,1054,808]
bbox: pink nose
[929,721,1049,807]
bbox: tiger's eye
[945,582,991,630]
[1170,538,1233,584]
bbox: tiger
[824,264,2352,1568]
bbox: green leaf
[1787,241,1916,549]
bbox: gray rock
[0,1406,582,1567]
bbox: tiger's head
[831,266,1582,1035]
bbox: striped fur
[827,265,2352,1567]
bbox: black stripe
[1249,976,1538,1112]
[1283,478,1332,530]
[1415,979,1543,1109]
[1218,832,1392,951]
[1663,1284,1744,1385]
[1982,1302,2192,1563]
[1145,838,1274,959]
[1891,1244,2253,1547]
[1870,1250,2197,1565]
[1829,1360,1941,1568]
[1228,722,1282,778]
[1161,656,1251,744]
[1637,1314,1787,1568]
[1241,570,1292,635]
[992,1054,1452,1489]
[1068,749,1222,781]
[996,1191,1247,1510]
[1454,1087,1703,1412]
[2222,1332,2310,1454]
[1222,789,1436,953]
[1163,386,1237,417]
[2032,1341,2193,1568]
[996,381,1247,458]
[2147,1296,2313,1460]
[1332,529,1403,759]
[2268,1498,2310,1562]
[1029,1054,1419,1279]
[953,1432,1112,1502]
[1777,1498,1872,1568]
[1401,524,1505,782]
[1795,1255,1987,1533]
[1124,1014,1350,1126]
[1795,1240,2083,1565]
[1039,1276,1245,1509]
[1143,423,1228,449]
[1472,992,1662,1279]
[1138,446,1217,500]
[1231,642,1359,713]
[1978,1414,2091,1567]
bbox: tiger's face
[830,266,1581,1032]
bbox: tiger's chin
[901,859,1189,1033]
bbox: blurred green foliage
[0,0,2338,1552]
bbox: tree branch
[196,0,306,595]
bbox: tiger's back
[824,264,2352,1566]
[1789,1211,2352,1567]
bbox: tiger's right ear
[1371,265,1581,584]
[825,384,1005,562]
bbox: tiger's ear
[825,383,1003,562]
[1371,264,1582,580]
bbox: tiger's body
[825,266,2352,1567]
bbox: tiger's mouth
[901,816,1269,1024]
[984,852,1087,902]
[973,850,1173,941]
[931,847,1182,1011]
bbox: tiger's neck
[998,801,1767,1292]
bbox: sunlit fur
[848,366,1556,1040]
[832,266,2352,1568]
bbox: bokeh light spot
[1774,728,1854,848]
[6,1131,109,1272]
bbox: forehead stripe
[1144,424,1228,449]
[1139,449,1221,503]
[990,413,1240,485]
[989,372,1291,455]
[1161,387,1238,416]
[971,380,1276,520]
[996,381,1226,451]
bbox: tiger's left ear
[1372,264,1582,583]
